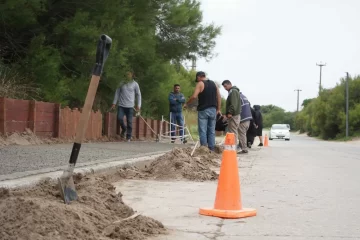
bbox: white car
[269,124,290,141]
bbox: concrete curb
[0,151,169,189]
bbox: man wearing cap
[221,80,241,149]
[184,71,221,151]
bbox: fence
[0,97,169,140]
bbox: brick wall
[0,98,61,137]
[59,107,102,140]
[0,97,169,140]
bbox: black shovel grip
[92,34,112,76]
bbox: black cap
[195,71,206,82]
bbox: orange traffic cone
[264,134,269,147]
[199,132,257,219]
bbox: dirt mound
[116,146,221,181]
[0,129,133,147]
[0,135,7,146]
[1,128,44,146]
[0,177,165,240]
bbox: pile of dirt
[7,128,44,145]
[0,135,7,146]
[0,129,126,147]
[0,128,44,146]
[116,146,221,181]
[0,176,165,240]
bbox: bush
[296,75,360,140]
[0,65,39,99]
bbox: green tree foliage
[301,98,313,108]
[295,75,360,139]
[0,0,221,118]
[260,105,296,130]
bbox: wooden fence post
[0,97,6,134]
[28,100,36,133]
[54,103,61,137]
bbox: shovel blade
[57,175,78,204]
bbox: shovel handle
[69,34,112,165]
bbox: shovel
[57,34,112,204]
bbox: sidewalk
[115,149,260,240]
[114,134,360,240]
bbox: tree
[260,104,296,129]
[301,98,313,108]
[295,75,360,139]
[0,0,221,118]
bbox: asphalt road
[118,134,360,239]
[0,141,190,176]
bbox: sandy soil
[0,141,223,239]
[115,146,221,181]
[0,176,165,240]
[0,128,121,147]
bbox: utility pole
[316,62,326,95]
[345,72,349,138]
[294,89,302,112]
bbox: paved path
[0,141,190,176]
[115,134,360,239]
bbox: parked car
[269,124,290,141]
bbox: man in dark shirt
[184,71,221,151]
[168,84,187,143]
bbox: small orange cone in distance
[199,132,256,219]
[264,134,269,147]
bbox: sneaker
[126,139,131,142]
[182,139,188,144]
[258,143,263,147]
[247,142,252,148]
[171,140,175,144]
[239,150,248,154]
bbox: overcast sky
[196,0,360,111]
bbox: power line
[294,89,302,112]
[316,62,326,95]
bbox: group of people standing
[221,80,263,154]
[170,71,263,153]
[111,70,263,153]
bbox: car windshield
[272,125,288,129]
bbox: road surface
[0,141,190,176]
[116,134,360,239]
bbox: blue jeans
[170,112,184,140]
[198,107,216,151]
[117,106,133,140]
